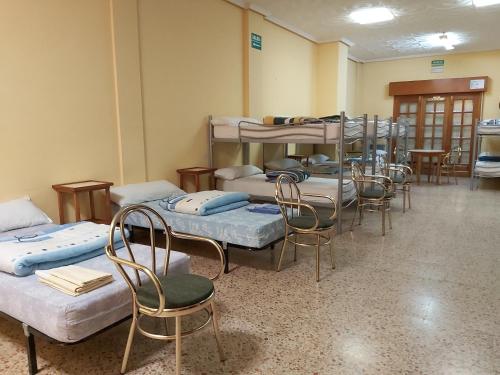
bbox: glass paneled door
[450,95,479,172]
[394,95,419,155]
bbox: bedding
[478,152,500,162]
[118,202,285,249]
[0,225,190,342]
[214,165,263,180]
[210,116,260,126]
[218,174,357,204]
[265,169,311,183]
[262,116,320,126]
[159,191,249,216]
[474,160,500,177]
[0,222,124,276]
[110,180,185,206]
[0,197,52,233]
[264,158,303,171]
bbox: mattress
[478,126,500,135]
[218,174,357,204]
[474,160,500,177]
[121,201,285,249]
[0,225,190,343]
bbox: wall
[346,59,360,117]
[0,0,121,220]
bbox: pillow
[211,116,260,126]
[110,180,185,206]
[308,154,330,164]
[264,158,303,171]
[214,165,263,180]
[0,197,52,232]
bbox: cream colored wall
[359,50,500,119]
[138,0,244,182]
[346,59,359,117]
[0,0,121,221]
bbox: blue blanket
[0,222,125,277]
[478,152,500,162]
[159,191,249,216]
[266,168,311,183]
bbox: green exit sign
[431,59,444,73]
[251,33,262,50]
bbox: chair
[378,155,413,213]
[350,162,395,236]
[274,174,337,282]
[437,146,462,184]
[105,204,225,375]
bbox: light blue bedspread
[159,191,249,216]
[0,222,125,277]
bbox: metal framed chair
[351,162,395,236]
[437,146,462,184]
[274,174,337,282]
[105,204,225,375]
[378,154,413,213]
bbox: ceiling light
[439,34,455,50]
[349,7,394,25]
[472,0,500,7]
[425,32,460,50]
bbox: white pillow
[309,154,330,164]
[211,116,260,126]
[0,197,53,232]
[110,180,185,206]
[215,165,263,180]
[264,158,303,171]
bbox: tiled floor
[0,179,499,374]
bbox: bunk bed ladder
[371,115,378,175]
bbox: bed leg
[23,323,38,375]
[222,242,229,274]
[127,225,135,242]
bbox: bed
[473,160,500,177]
[0,223,191,374]
[217,174,357,205]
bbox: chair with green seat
[351,161,395,236]
[274,174,337,282]
[105,204,225,375]
[379,154,413,213]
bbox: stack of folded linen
[265,168,311,183]
[36,265,113,296]
[246,203,281,215]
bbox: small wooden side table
[52,180,114,224]
[287,154,308,166]
[176,167,217,192]
[409,149,445,185]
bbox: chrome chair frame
[350,162,395,236]
[106,204,225,375]
[274,174,337,282]
[437,146,462,185]
[379,155,413,213]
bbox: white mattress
[478,125,500,135]
[474,160,500,177]
[0,225,191,343]
[218,174,356,204]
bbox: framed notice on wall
[251,33,262,50]
[431,59,444,73]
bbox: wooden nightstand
[52,180,114,224]
[176,167,217,192]
[287,154,308,166]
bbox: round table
[409,149,446,185]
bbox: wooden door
[393,95,419,152]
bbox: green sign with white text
[251,33,262,50]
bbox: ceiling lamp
[349,7,394,24]
[439,33,455,50]
[472,0,500,7]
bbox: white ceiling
[232,0,500,61]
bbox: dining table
[409,149,446,185]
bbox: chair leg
[276,236,288,272]
[293,234,298,262]
[175,316,182,375]
[402,189,406,213]
[316,234,320,282]
[387,201,392,229]
[454,166,458,185]
[407,186,412,209]
[210,301,225,362]
[329,233,335,270]
[381,203,386,236]
[351,204,360,231]
[359,205,364,225]
[121,314,137,374]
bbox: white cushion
[211,116,260,126]
[110,180,185,206]
[264,158,302,171]
[214,165,263,180]
[0,197,53,232]
[309,154,330,164]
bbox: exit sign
[431,59,444,73]
[251,33,262,50]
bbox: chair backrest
[274,174,303,224]
[450,146,462,165]
[106,204,173,315]
[351,161,365,195]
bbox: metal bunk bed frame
[470,119,500,190]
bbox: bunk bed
[470,119,500,190]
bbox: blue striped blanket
[159,191,249,216]
[0,222,126,277]
[265,168,311,183]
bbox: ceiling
[232,0,500,61]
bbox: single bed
[217,174,357,205]
[474,160,500,177]
[0,223,191,374]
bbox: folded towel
[246,203,281,215]
[160,191,249,216]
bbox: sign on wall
[431,59,444,73]
[251,33,262,50]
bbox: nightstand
[52,180,114,224]
[176,167,217,192]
